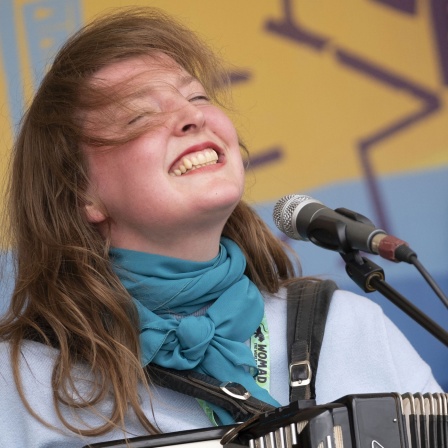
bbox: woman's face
[82,53,245,259]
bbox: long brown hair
[0,6,296,437]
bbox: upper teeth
[170,149,219,176]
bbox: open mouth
[169,148,219,176]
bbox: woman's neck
[109,227,224,261]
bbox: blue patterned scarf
[110,237,279,424]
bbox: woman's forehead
[89,53,193,89]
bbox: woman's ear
[84,202,107,224]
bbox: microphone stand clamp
[339,249,448,347]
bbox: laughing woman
[0,7,442,448]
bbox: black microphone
[273,194,414,263]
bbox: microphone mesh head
[273,194,312,239]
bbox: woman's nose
[172,101,205,135]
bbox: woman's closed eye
[127,111,152,126]
[188,94,210,104]
[127,114,145,125]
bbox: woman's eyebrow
[179,74,199,87]
[123,74,198,100]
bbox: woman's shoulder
[0,338,58,358]
[0,341,57,399]
[263,279,383,313]
[0,339,58,385]
[329,287,384,319]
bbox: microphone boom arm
[341,251,448,347]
